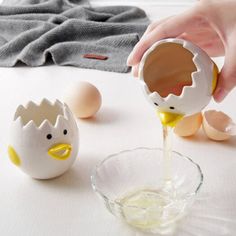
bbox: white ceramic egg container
[139,38,218,116]
[8,99,79,179]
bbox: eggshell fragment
[174,112,202,137]
[202,110,236,141]
[64,81,102,119]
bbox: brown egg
[64,81,102,119]
[174,112,202,137]
[202,110,236,141]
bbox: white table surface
[0,2,236,236]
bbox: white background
[0,1,236,236]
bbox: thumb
[213,43,236,102]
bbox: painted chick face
[139,38,218,125]
[8,99,79,179]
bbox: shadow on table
[111,193,236,236]
[221,136,236,148]
[174,195,236,236]
[31,153,99,192]
[176,129,236,149]
[78,106,123,125]
[14,54,55,67]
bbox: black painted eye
[63,129,67,135]
[169,106,175,110]
[154,103,159,106]
[47,134,52,140]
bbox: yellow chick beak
[157,111,184,127]
[48,143,72,160]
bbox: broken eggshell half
[202,110,236,141]
[138,38,218,125]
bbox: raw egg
[64,81,102,119]
[174,112,202,137]
[202,110,236,141]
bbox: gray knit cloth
[0,0,149,72]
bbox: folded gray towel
[0,0,149,72]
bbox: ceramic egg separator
[139,38,219,127]
[8,99,79,179]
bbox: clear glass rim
[91,147,204,208]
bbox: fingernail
[126,52,134,66]
[214,88,227,103]
[131,66,138,77]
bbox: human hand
[127,0,236,102]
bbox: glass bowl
[91,148,203,235]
